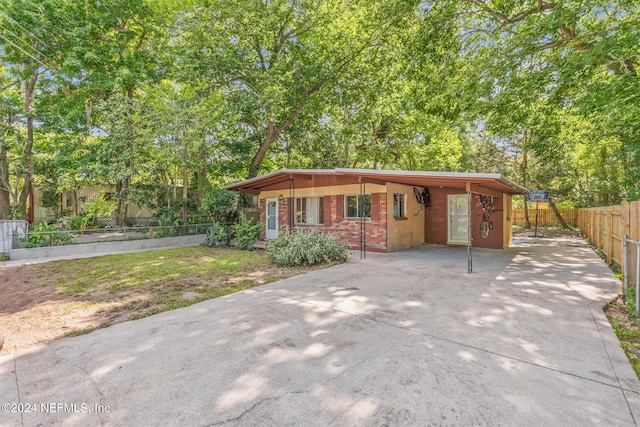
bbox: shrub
[67,211,100,229]
[21,223,74,248]
[626,285,637,317]
[67,214,85,230]
[234,213,262,250]
[203,222,231,247]
[200,189,238,223]
[265,229,349,267]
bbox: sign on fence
[527,190,550,203]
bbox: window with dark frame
[393,194,406,219]
[345,195,371,218]
[295,197,324,225]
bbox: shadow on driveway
[1,237,638,426]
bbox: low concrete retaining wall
[8,234,204,261]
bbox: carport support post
[360,179,366,259]
[467,188,472,273]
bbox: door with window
[265,198,278,239]
[448,194,468,244]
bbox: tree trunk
[117,90,136,226]
[521,148,531,228]
[116,180,126,225]
[182,165,189,222]
[18,73,38,221]
[0,145,10,219]
[248,127,277,178]
[247,88,320,178]
[73,189,79,216]
[549,197,569,229]
[196,166,208,209]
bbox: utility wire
[0,33,53,71]
[0,24,57,70]
[0,11,48,48]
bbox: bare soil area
[0,252,315,355]
[0,266,74,352]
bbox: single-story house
[224,168,528,252]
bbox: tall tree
[0,0,67,219]
[455,0,640,201]
[175,0,416,178]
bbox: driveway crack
[9,345,25,427]
[51,349,106,425]
[208,336,409,426]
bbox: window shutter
[371,193,380,221]
[335,195,344,221]
[323,196,331,226]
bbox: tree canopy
[1,0,637,221]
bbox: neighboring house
[224,168,528,252]
[30,186,154,225]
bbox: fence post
[123,226,127,241]
[636,241,640,317]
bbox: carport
[225,168,528,271]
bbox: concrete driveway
[1,237,639,426]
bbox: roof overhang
[223,168,528,196]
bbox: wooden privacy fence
[513,208,578,227]
[241,207,260,224]
[577,200,640,289]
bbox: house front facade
[225,169,528,252]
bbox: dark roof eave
[223,168,528,195]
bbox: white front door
[265,198,278,239]
[448,194,469,244]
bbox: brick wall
[258,198,265,240]
[259,193,388,251]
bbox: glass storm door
[265,198,278,239]
[448,194,468,244]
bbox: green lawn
[35,246,315,331]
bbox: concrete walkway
[0,235,205,268]
[1,237,638,426]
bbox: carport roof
[223,168,528,196]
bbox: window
[295,197,324,225]
[393,194,405,219]
[345,195,371,218]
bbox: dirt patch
[0,259,315,355]
[605,295,640,377]
[512,225,583,240]
[0,265,87,352]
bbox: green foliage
[265,229,349,267]
[202,222,231,247]
[67,215,85,230]
[64,193,116,229]
[41,189,62,218]
[84,193,117,221]
[1,0,638,217]
[626,285,637,318]
[21,223,73,248]
[0,252,9,261]
[200,189,238,223]
[233,213,262,250]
